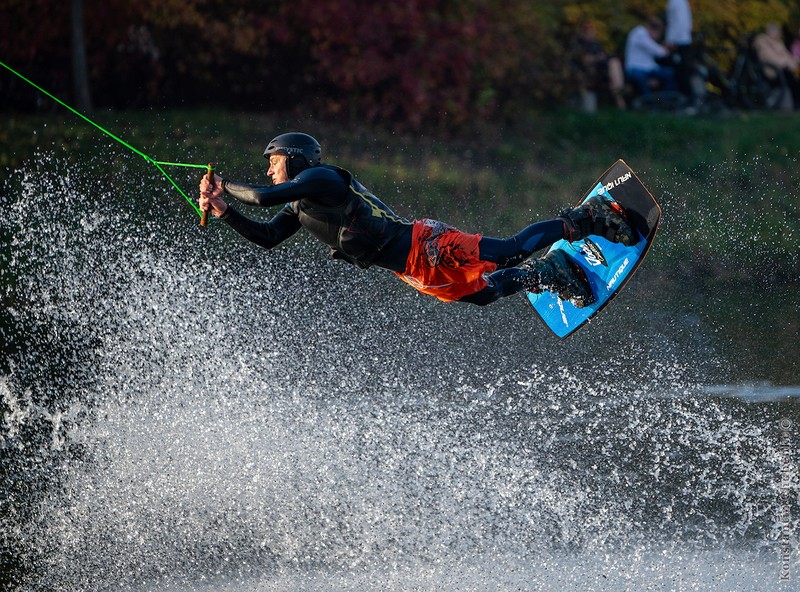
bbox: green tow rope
[0,59,211,223]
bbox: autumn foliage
[0,0,798,128]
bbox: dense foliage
[0,0,797,127]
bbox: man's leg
[457,267,530,306]
[655,66,678,92]
[478,220,564,268]
[462,196,636,306]
[672,44,694,98]
[479,195,636,265]
[458,250,593,308]
[626,69,650,95]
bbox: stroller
[694,33,790,112]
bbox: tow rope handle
[200,163,213,227]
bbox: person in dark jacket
[198,133,635,307]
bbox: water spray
[0,59,211,225]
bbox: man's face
[267,154,289,185]
[766,24,781,40]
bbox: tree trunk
[71,0,93,112]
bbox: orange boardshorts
[395,219,498,302]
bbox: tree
[2,0,799,125]
[70,0,93,113]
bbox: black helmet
[264,132,321,180]
[264,132,322,166]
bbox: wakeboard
[527,159,661,339]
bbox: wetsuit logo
[580,238,608,267]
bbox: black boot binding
[559,195,637,246]
[521,249,595,308]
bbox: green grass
[3,106,798,272]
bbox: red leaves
[290,0,492,128]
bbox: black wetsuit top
[220,164,413,272]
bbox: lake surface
[1,154,798,591]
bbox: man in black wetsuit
[198,132,635,307]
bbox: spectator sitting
[571,21,626,110]
[624,17,677,96]
[791,26,800,61]
[752,22,800,110]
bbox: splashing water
[1,154,798,591]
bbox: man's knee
[457,285,500,306]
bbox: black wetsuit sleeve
[220,203,301,249]
[222,167,347,208]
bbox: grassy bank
[3,106,798,266]
[5,106,800,193]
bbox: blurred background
[2,0,800,125]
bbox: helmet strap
[286,155,310,179]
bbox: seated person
[753,22,800,108]
[791,26,800,61]
[624,17,677,95]
[571,21,626,109]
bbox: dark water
[1,154,798,591]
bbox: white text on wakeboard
[597,172,632,195]
[606,257,630,290]
[581,238,608,267]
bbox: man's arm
[223,167,347,208]
[641,30,668,60]
[198,175,303,249]
[221,203,302,250]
